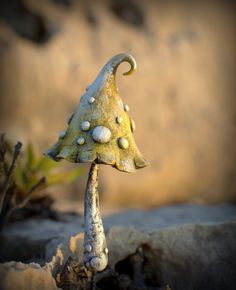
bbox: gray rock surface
[1,204,236,263]
[103,203,236,230]
[48,222,236,290]
[0,214,84,263]
[0,204,236,290]
[148,222,236,290]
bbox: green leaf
[13,167,26,194]
[26,143,36,169]
[45,172,67,185]
[45,167,82,186]
[1,138,84,203]
[34,157,58,173]
[63,167,82,183]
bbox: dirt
[58,248,171,290]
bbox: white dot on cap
[88,97,95,104]
[124,104,130,112]
[77,137,85,145]
[81,121,90,131]
[118,137,129,149]
[92,126,111,144]
[116,116,122,124]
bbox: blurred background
[0,0,235,211]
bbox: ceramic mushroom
[45,53,148,272]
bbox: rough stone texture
[0,0,235,206]
[103,203,236,231]
[1,204,236,263]
[0,262,58,290]
[59,223,236,290]
[0,204,236,290]
[0,214,84,263]
[148,223,236,290]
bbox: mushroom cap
[45,53,148,173]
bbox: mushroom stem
[83,162,108,272]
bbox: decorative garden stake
[45,53,148,273]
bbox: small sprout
[0,135,82,230]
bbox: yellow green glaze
[45,53,148,173]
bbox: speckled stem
[83,162,108,272]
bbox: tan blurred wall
[0,0,235,207]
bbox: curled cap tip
[122,53,137,76]
[107,53,137,77]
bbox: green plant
[0,134,82,229]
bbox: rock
[103,203,236,231]
[0,262,58,290]
[0,204,236,289]
[48,222,236,290]
[0,213,83,263]
[148,222,236,290]
[1,204,236,264]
